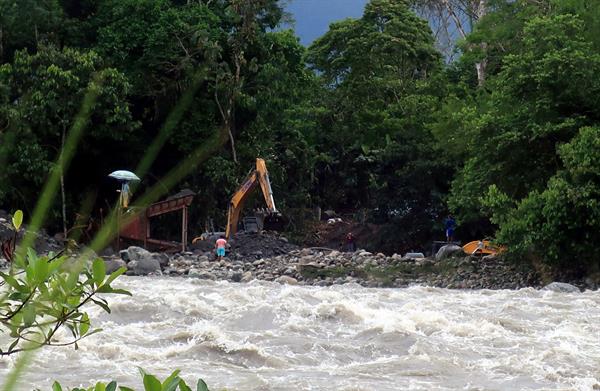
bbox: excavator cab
[242,216,260,233]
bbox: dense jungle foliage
[1,0,600,275]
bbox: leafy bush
[1,212,211,390]
[484,127,600,275]
[51,369,209,391]
[0,211,130,356]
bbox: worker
[120,182,131,208]
[345,232,356,252]
[215,235,227,261]
[445,214,456,243]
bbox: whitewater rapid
[1,277,599,390]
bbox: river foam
[2,277,599,390]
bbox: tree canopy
[2,0,600,275]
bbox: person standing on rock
[215,235,227,261]
[445,214,456,243]
[345,232,356,252]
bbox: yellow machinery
[462,240,506,256]
[225,158,280,239]
[193,158,281,242]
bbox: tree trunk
[0,26,4,63]
[60,127,67,238]
[475,0,488,87]
[227,56,242,164]
[226,115,238,163]
[214,85,238,164]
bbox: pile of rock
[426,255,539,289]
[111,244,544,290]
[191,232,298,260]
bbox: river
[2,277,599,390]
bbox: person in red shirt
[215,235,227,260]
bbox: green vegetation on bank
[1,0,600,278]
[51,369,210,391]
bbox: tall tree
[0,0,64,63]
[413,0,489,85]
[447,11,600,228]
[305,0,448,251]
[0,46,136,230]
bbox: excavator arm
[225,158,279,239]
[256,158,278,213]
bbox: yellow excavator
[193,158,282,242]
[225,157,282,239]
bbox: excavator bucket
[263,213,285,232]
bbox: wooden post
[182,207,189,252]
[116,200,121,252]
[144,213,149,249]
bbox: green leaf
[34,255,49,282]
[196,379,209,391]
[104,267,127,286]
[80,313,90,336]
[94,382,106,391]
[52,381,63,391]
[142,374,162,391]
[23,304,36,326]
[91,298,111,313]
[106,382,117,391]
[48,257,67,275]
[12,210,23,230]
[27,248,38,264]
[66,269,79,291]
[92,258,106,286]
[162,370,181,391]
[178,381,192,391]
[0,272,27,292]
[25,264,35,284]
[137,367,148,379]
[97,286,132,296]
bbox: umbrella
[108,170,140,182]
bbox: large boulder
[128,258,161,275]
[435,244,463,261]
[120,246,150,263]
[189,269,216,280]
[120,246,169,268]
[542,282,580,293]
[121,246,161,275]
[275,276,298,285]
[240,271,253,283]
[152,253,170,268]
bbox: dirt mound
[301,220,383,252]
[191,232,298,260]
[229,232,298,259]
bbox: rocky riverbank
[103,234,600,290]
[1,217,597,291]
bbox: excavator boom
[256,158,278,213]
